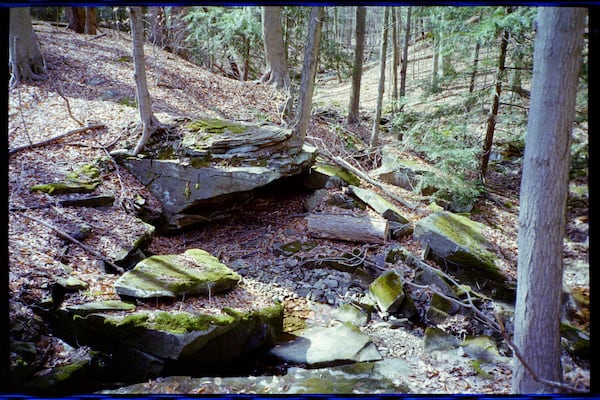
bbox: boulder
[302,164,360,190]
[269,321,382,368]
[115,249,241,299]
[107,218,155,270]
[43,302,283,381]
[414,211,515,301]
[368,271,405,315]
[348,185,409,224]
[115,119,317,231]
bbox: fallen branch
[331,155,418,210]
[12,211,124,274]
[9,123,105,156]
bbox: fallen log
[306,213,389,244]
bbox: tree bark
[129,6,160,156]
[306,213,389,244]
[9,7,46,86]
[260,6,290,89]
[347,6,366,124]
[370,7,390,148]
[84,8,97,35]
[290,6,324,152]
[469,41,480,93]
[480,20,510,180]
[391,8,400,102]
[399,7,411,97]
[511,7,585,394]
[68,7,86,33]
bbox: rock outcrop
[115,119,317,230]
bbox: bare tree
[260,6,290,89]
[125,6,161,156]
[511,6,586,394]
[347,6,366,124]
[67,7,97,34]
[399,7,411,97]
[9,7,46,86]
[289,6,324,152]
[370,7,389,148]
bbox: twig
[55,85,84,126]
[9,123,105,156]
[11,211,124,274]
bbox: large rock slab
[414,211,515,300]
[116,119,317,230]
[42,302,283,381]
[268,321,382,368]
[115,249,241,299]
[101,358,413,394]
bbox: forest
[6,5,589,395]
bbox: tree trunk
[261,6,290,89]
[290,6,324,152]
[129,6,160,156]
[347,6,366,124]
[469,41,480,93]
[370,7,389,148]
[391,7,399,102]
[430,33,440,93]
[399,7,411,97]
[480,25,509,180]
[68,7,85,33]
[511,7,585,394]
[84,7,97,35]
[9,7,46,86]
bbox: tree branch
[12,211,124,274]
[9,123,105,156]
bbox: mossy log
[305,213,389,244]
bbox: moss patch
[107,311,234,334]
[314,164,360,187]
[186,119,248,135]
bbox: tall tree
[261,6,290,89]
[290,6,324,152]
[370,7,389,148]
[511,6,586,394]
[128,6,160,156]
[9,7,46,86]
[391,8,400,102]
[480,8,511,180]
[347,6,366,124]
[399,7,411,97]
[67,7,96,34]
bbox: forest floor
[7,22,590,394]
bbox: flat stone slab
[269,321,382,367]
[114,248,241,299]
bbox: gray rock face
[269,321,382,367]
[116,120,317,230]
[115,249,241,299]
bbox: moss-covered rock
[302,164,360,190]
[414,211,515,301]
[31,164,102,195]
[368,271,405,315]
[422,326,460,352]
[115,248,241,299]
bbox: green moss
[30,181,99,195]
[157,147,177,160]
[119,96,136,107]
[314,164,360,186]
[470,360,493,379]
[186,119,248,135]
[190,156,212,168]
[108,311,234,334]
